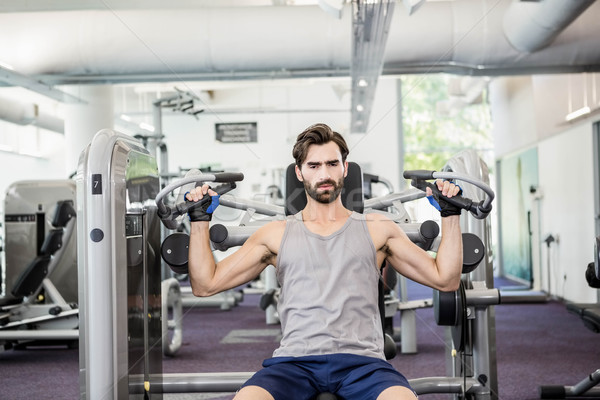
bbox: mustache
[317,179,337,187]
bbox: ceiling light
[318,0,344,19]
[0,61,14,70]
[120,114,132,122]
[350,0,396,133]
[402,0,426,15]
[565,106,591,122]
[139,122,155,132]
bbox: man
[186,123,463,400]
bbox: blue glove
[427,195,442,211]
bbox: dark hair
[292,123,349,167]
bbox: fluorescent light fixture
[402,0,426,15]
[18,149,43,158]
[0,61,14,70]
[318,0,344,19]
[358,79,368,87]
[565,106,591,121]
[120,114,132,122]
[139,122,155,132]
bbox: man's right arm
[187,220,281,297]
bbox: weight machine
[77,129,496,398]
[0,180,79,349]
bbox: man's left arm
[377,180,463,291]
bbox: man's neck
[301,198,350,224]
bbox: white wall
[490,74,599,303]
[0,77,402,213]
[537,123,596,302]
[161,77,401,201]
[489,76,538,158]
[0,125,67,214]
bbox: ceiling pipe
[0,96,65,133]
[0,0,599,84]
[503,0,595,53]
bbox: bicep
[383,229,438,287]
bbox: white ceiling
[0,0,599,133]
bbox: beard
[304,176,344,204]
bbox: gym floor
[0,278,598,400]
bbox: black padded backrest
[51,200,75,228]
[40,228,64,256]
[284,161,364,216]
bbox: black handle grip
[427,182,474,212]
[175,182,237,216]
[403,170,435,180]
[211,172,244,183]
[410,179,475,216]
[404,169,493,219]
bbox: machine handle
[155,172,244,229]
[174,183,236,216]
[209,172,245,183]
[403,170,494,220]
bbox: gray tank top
[273,211,384,359]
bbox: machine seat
[11,256,51,298]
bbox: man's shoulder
[254,219,287,239]
[364,211,393,223]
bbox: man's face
[296,141,347,204]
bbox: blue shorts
[241,353,416,400]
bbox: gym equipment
[78,131,496,398]
[158,169,246,311]
[0,181,79,349]
[77,129,187,397]
[431,149,501,400]
[539,238,600,398]
[403,168,494,220]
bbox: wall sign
[215,122,257,143]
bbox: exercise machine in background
[0,180,78,350]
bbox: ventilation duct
[0,0,599,85]
[503,0,595,53]
[0,96,64,133]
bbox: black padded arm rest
[52,200,76,228]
